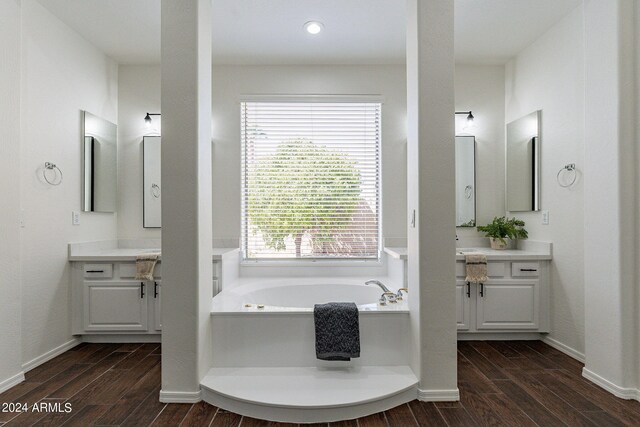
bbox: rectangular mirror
[455,136,476,227]
[506,110,541,212]
[82,111,117,212]
[143,136,161,228]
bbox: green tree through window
[247,139,362,258]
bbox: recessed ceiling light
[304,21,324,35]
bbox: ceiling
[37,0,582,65]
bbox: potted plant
[477,216,528,250]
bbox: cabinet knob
[479,283,484,297]
[140,282,145,298]
[154,282,159,298]
[466,282,471,298]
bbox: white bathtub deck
[200,365,418,423]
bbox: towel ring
[556,163,577,188]
[43,162,63,186]
[151,183,161,198]
[464,185,473,199]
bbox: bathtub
[210,278,409,367]
[206,278,415,422]
[212,278,408,312]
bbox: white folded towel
[135,253,160,281]
[465,253,488,283]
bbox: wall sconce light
[455,111,474,123]
[144,112,161,127]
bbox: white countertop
[384,247,407,260]
[68,247,239,262]
[385,240,552,262]
[455,247,551,261]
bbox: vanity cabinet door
[456,281,471,331]
[153,281,162,331]
[476,280,539,330]
[83,281,148,332]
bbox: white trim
[458,332,542,341]
[21,338,81,373]
[541,336,585,362]
[582,368,640,401]
[0,372,25,394]
[417,388,460,402]
[201,385,416,423]
[239,94,385,104]
[81,334,161,343]
[159,389,202,403]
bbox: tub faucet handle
[396,287,409,300]
[382,291,397,303]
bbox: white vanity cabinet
[456,259,549,335]
[83,280,149,331]
[72,262,163,337]
[71,258,226,338]
[153,281,162,331]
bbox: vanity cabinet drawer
[456,262,505,278]
[119,262,161,279]
[512,262,539,277]
[84,264,113,279]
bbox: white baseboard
[0,372,25,394]
[417,388,460,402]
[582,368,640,401]
[22,338,81,373]
[541,336,585,362]
[457,332,542,341]
[81,334,161,343]
[159,389,202,403]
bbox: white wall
[116,64,406,244]
[20,0,118,364]
[117,65,161,239]
[504,5,585,357]
[211,65,407,245]
[583,0,638,394]
[636,0,640,392]
[454,65,505,232]
[406,0,457,397]
[0,0,24,391]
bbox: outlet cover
[542,210,549,225]
[72,211,80,225]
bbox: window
[241,99,381,260]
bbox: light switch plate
[542,210,549,225]
[72,211,80,225]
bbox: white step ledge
[201,365,418,423]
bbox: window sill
[240,259,383,268]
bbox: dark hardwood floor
[1,340,639,426]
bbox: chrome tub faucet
[366,280,401,305]
[365,279,391,293]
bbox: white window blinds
[241,101,381,260]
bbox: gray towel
[314,302,360,361]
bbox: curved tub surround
[206,278,414,422]
[211,277,408,314]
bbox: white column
[583,0,638,397]
[406,0,458,400]
[160,0,213,402]
[0,0,23,392]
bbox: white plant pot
[489,237,509,250]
